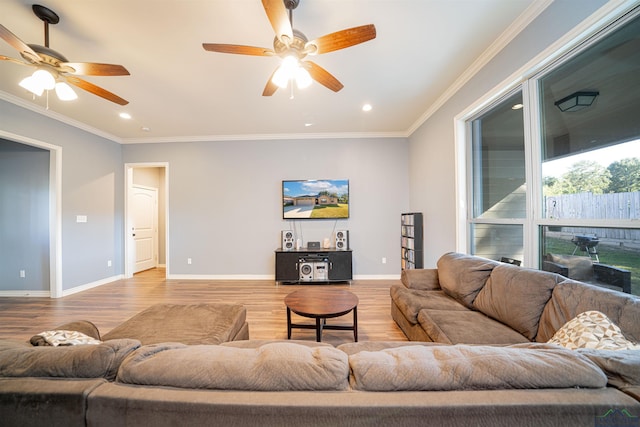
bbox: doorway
[125,163,169,278]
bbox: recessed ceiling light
[362,104,372,112]
[119,112,132,119]
[511,104,524,110]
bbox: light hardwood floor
[0,268,408,346]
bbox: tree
[607,157,640,193]
[556,160,611,194]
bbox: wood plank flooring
[0,268,408,346]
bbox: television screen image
[282,179,349,219]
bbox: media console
[275,249,353,284]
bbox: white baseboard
[61,274,124,297]
[167,274,401,281]
[0,290,50,297]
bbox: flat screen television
[282,179,349,219]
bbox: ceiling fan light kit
[203,0,376,96]
[0,4,130,105]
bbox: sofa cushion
[348,343,607,391]
[548,311,640,351]
[474,264,560,340]
[390,285,467,324]
[0,339,140,381]
[102,303,247,345]
[436,252,499,308]
[417,309,530,345]
[537,279,640,343]
[577,348,640,389]
[117,342,349,391]
[400,268,440,290]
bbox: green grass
[309,204,349,218]
[544,236,640,295]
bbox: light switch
[76,215,87,223]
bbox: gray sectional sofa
[2,254,640,426]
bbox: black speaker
[335,230,349,250]
[281,230,295,251]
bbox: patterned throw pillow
[548,310,640,351]
[35,330,102,346]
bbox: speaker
[335,230,349,250]
[299,262,314,281]
[281,230,295,251]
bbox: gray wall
[0,101,123,292]
[122,137,409,277]
[0,139,49,291]
[408,0,609,267]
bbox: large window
[467,8,640,295]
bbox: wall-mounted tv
[282,179,349,219]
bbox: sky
[542,139,640,178]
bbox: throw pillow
[548,310,640,350]
[33,330,102,346]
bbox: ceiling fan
[0,4,130,105]
[203,0,376,96]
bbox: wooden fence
[545,191,640,241]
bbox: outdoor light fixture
[271,56,312,90]
[19,68,78,101]
[554,91,599,112]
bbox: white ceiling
[0,0,540,143]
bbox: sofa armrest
[593,263,632,294]
[400,269,440,290]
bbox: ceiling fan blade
[305,61,343,92]
[261,0,293,43]
[61,62,130,76]
[0,23,40,63]
[0,54,29,66]
[262,69,279,96]
[203,43,274,56]
[65,76,129,105]
[306,24,376,55]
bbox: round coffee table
[285,288,358,342]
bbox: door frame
[124,162,169,278]
[0,130,62,298]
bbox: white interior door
[132,186,158,273]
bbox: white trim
[0,130,62,298]
[453,0,640,263]
[407,0,553,135]
[61,275,124,297]
[167,274,399,281]
[0,291,50,297]
[120,131,407,145]
[168,274,274,280]
[0,91,123,143]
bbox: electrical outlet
[187,258,192,265]
[19,270,26,278]
[382,257,387,264]
[107,260,112,267]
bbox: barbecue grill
[571,235,599,262]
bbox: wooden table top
[284,288,358,318]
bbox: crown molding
[406,0,553,136]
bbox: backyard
[544,235,640,295]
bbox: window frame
[456,3,640,269]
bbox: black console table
[275,249,352,284]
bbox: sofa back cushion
[0,339,140,381]
[117,342,349,391]
[436,252,500,308]
[537,279,640,343]
[474,264,561,340]
[348,343,606,391]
